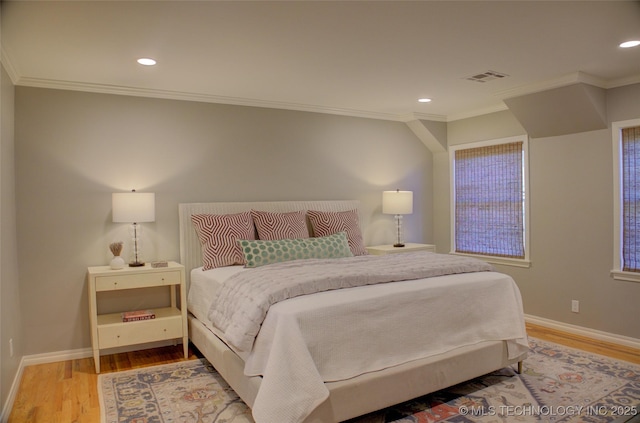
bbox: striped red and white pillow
[191,212,255,270]
[251,210,310,240]
[307,209,367,256]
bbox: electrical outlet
[571,300,580,313]
[9,338,14,357]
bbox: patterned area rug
[98,338,640,423]
[99,358,253,423]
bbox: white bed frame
[179,200,526,423]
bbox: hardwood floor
[8,345,200,423]
[7,323,640,423]
[525,322,640,365]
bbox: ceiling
[2,1,640,122]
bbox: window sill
[450,252,531,268]
[610,270,640,283]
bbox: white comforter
[202,253,529,423]
[208,252,494,352]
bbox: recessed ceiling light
[620,40,640,48]
[418,98,432,103]
[137,58,157,66]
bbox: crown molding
[398,112,447,123]
[496,70,640,101]
[0,46,21,85]
[497,72,603,101]
[0,60,504,124]
[606,74,640,89]
[8,70,639,125]
[11,75,416,122]
[446,103,510,122]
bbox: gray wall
[14,86,433,355]
[434,83,640,340]
[1,64,20,412]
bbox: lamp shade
[382,190,413,215]
[112,192,155,223]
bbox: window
[450,136,530,267]
[612,118,640,282]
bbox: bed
[179,200,528,423]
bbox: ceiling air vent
[465,70,509,83]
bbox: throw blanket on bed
[208,251,493,352]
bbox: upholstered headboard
[178,200,363,284]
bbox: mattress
[188,265,248,358]
[188,265,244,325]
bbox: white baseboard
[22,347,94,366]
[0,356,25,423]
[525,314,640,350]
[22,339,183,366]
[0,340,183,422]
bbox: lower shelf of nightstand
[97,307,184,349]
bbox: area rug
[99,358,253,423]
[99,338,640,423]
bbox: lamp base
[393,243,405,248]
[129,261,145,267]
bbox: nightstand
[366,243,436,255]
[87,261,188,373]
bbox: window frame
[611,118,640,283]
[449,135,531,268]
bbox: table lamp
[382,189,413,247]
[112,190,155,267]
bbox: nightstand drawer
[98,316,183,349]
[95,270,181,291]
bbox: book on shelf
[122,309,155,322]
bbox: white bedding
[209,252,495,353]
[188,265,244,327]
[188,265,250,359]
[188,255,529,423]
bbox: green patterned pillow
[238,231,353,268]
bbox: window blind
[454,141,525,258]
[621,126,640,272]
